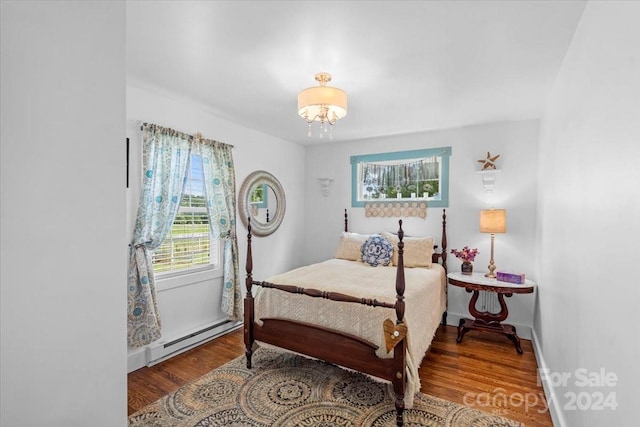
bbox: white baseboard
[127,347,147,373]
[531,328,564,427]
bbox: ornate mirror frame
[238,170,286,237]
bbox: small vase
[461,261,473,275]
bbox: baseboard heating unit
[146,319,241,366]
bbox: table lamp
[479,209,506,278]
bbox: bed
[244,209,448,427]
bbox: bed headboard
[343,208,447,273]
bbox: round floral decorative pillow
[361,235,394,267]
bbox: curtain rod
[137,121,234,148]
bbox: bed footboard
[254,318,399,380]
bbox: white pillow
[381,231,434,268]
[334,232,371,261]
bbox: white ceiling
[126,1,586,145]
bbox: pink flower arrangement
[451,246,479,262]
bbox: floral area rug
[128,347,522,426]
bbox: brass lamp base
[485,261,497,278]
[485,233,497,278]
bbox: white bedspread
[254,258,446,404]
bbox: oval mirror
[238,170,286,236]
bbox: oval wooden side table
[447,272,535,354]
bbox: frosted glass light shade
[480,209,506,234]
[297,86,348,121]
[297,72,347,124]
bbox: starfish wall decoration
[477,152,501,170]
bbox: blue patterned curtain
[194,141,242,320]
[127,125,192,348]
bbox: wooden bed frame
[244,209,447,427]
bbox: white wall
[126,85,306,367]
[1,2,126,426]
[303,120,539,332]
[536,2,640,425]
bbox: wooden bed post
[393,220,407,427]
[244,217,255,368]
[441,209,448,326]
[441,209,447,273]
[344,208,348,232]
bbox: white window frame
[152,154,223,289]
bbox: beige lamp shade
[297,73,347,124]
[480,209,506,234]
[298,87,347,115]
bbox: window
[351,147,452,208]
[250,184,268,209]
[152,155,219,274]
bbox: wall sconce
[478,169,502,193]
[317,178,333,197]
[476,151,501,193]
[480,208,506,278]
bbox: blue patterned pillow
[361,235,394,267]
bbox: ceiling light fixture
[298,72,347,139]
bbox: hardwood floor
[128,325,553,426]
[419,325,552,426]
